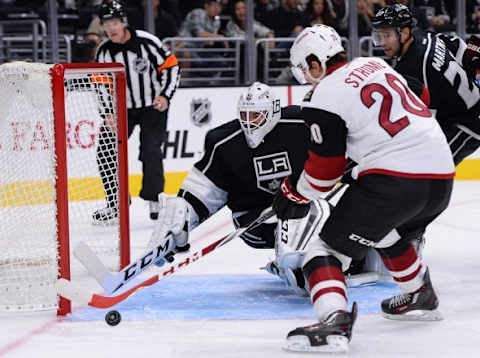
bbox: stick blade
[55,278,93,305]
[88,275,160,309]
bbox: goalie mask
[290,24,344,84]
[237,82,281,148]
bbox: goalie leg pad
[275,198,332,259]
[268,199,332,294]
[277,251,308,295]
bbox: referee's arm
[157,53,180,101]
[153,52,179,111]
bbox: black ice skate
[92,206,118,225]
[381,269,443,321]
[284,302,357,353]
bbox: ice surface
[1,182,479,358]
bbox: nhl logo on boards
[133,58,149,73]
[190,98,212,126]
[254,152,292,194]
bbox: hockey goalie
[146,82,381,293]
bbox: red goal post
[0,62,130,315]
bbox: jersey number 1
[360,73,431,137]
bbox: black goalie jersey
[178,105,309,248]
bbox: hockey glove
[272,177,310,220]
[147,194,191,266]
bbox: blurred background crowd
[0,0,479,86]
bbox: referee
[93,1,180,223]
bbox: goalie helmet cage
[0,62,130,316]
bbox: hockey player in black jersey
[146,82,324,293]
[372,4,480,165]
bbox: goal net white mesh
[0,62,129,312]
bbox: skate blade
[283,335,349,353]
[382,309,443,321]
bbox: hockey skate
[149,201,160,220]
[381,269,443,321]
[92,206,118,225]
[284,302,357,353]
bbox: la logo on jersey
[254,151,292,194]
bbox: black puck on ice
[105,310,121,326]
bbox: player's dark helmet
[99,1,126,23]
[372,4,416,30]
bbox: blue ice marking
[67,274,401,322]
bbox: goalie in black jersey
[372,4,480,166]
[146,82,350,294]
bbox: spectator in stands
[411,0,453,32]
[264,0,308,38]
[179,0,225,42]
[255,0,280,24]
[178,0,228,76]
[224,0,274,82]
[357,0,376,36]
[224,0,274,39]
[330,0,348,35]
[467,0,480,34]
[305,0,337,27]
[85,0,114,61]
[128,0,178,40]
[158,0,183,27]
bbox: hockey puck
[105,310,121,326]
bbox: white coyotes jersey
[303,57,455,178]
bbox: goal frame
[51,63,130,315]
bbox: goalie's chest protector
[304,57,454,178]
[200,119,309,212]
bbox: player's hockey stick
[57,184,348,309]
[56,208,276,308]
[74,183,347,294]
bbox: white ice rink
[1,181,479,358]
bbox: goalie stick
[74,183,347,294]
[57,184,348,309]
[56,207,276,308]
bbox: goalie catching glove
[147,194,191,266]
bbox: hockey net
[0,62,130,315]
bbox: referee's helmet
[99,1,126,23]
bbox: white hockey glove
[147,194,191,266]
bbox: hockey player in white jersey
[271,24,455,352]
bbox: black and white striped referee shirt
[96,28,180,109]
